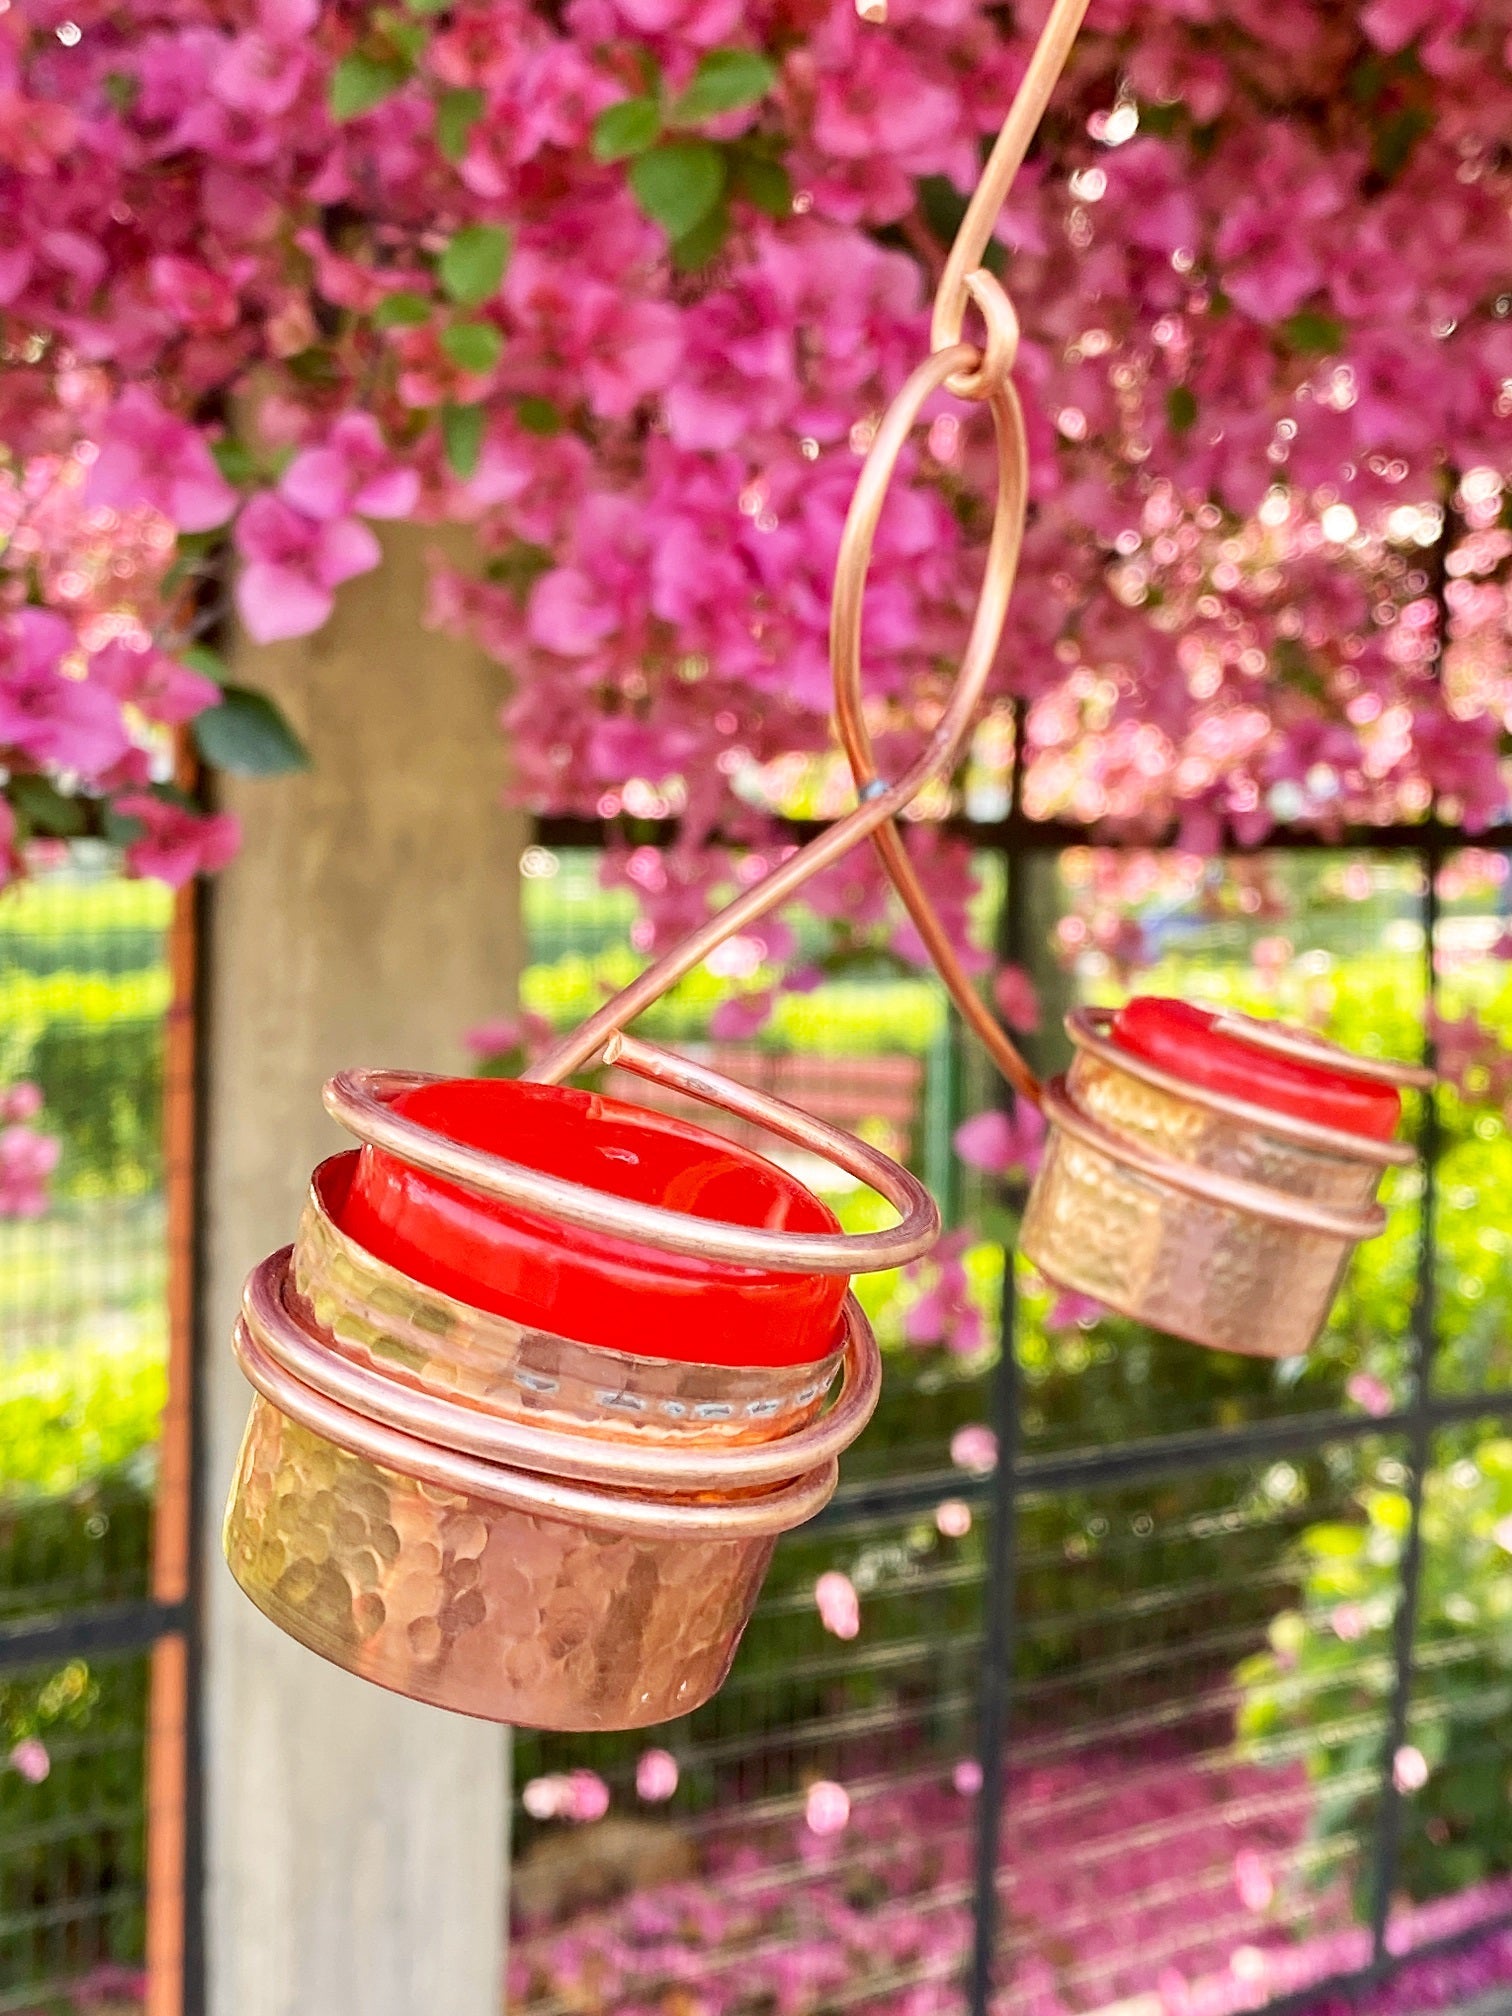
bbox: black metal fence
[509,826,1512,2016]
[0,847,193,2016]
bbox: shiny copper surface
[225,1318,835,1728]
[245,1246,881,1493]
[296,1160,846,1445]
[1020,1009,1423,1358]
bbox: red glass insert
[334,1077,848,1368]
[1107,997,1401,1140]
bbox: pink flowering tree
[2,0,1509,921]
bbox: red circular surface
[333,1077,848,1367]
[1107,997,1400,1140]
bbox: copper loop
[324,1054,939,1274]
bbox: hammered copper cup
[225,1311,852,1729]
[1021,1007,1427,1358]
[293,1154,846,1448]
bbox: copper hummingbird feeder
[223,0,1432,1729]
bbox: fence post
[197,524,522,2016]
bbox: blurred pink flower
[1346,1371,1395,1419]
[113,794,241,888]
[803,1780,850,1836]
[992,965,1040,1035]
[8,1738,50,1783]
[85,388,237,532]
[280,414,420,523]
[0,1081,43,1123]
[814,1570,860,1640]
[1047,1290,1104,1331]
[935,1499,972,1539]
[522,1769,610,1822]
[950,1425,998,1477]
[1233,1847,1274,1913]
[953,1103,1045,1180]
[1393,1744,1429,1793]
[635,1749,679,1802]
[1330,1602,1370,1642]
[0,1124,60,1218]
[464,1011,553,1062]
[952,1759,983,1797]
[233,493,381,643]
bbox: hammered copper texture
[1067,1052,1387,1209]
[294,1160,842,1445]
[1020,1123,1354,1357]
[224,1393,777,1728]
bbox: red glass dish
[1108,997,1401,1141]
[334,1078,848,1369]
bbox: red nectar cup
[335,1078,850,1371]
[1020,999,1428,1358]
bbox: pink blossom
[1393,1745,1430,1794]
[84,389,237,533]
[1234,1848,1275,1913]
[90,642,221,727]
[635,1749,679,1802]
[279,415,420,523]
[935,1498,972,1538]
[1492,1515,1512,1555]
[952,1759,983,1797]
[814,1570,860,1640]
[992,965,1040,1035]
[7,1738,50,1783]
[0,610,132,781]
[1330,1602,1371,1642]
[234,493,382,643]
[0,1124,60,1218]
[953,1102,1046,1179]
[803,1779,850,1836]
[522,1769,610,1822]
[1346,1371,1395,1418]
[113,794,241,888]
[950,1425,997,1477]
[1047,1290,1105,1331]
[0,1082,43,1124]
[464,1011,553,1062]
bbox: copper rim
[1040,1076,1386,1240]
[244,1248,881,1490]
[1208,1011,1435,1089]
[301,1155,846,1403]
[324,1044,939,1278]
[231,1317,839,1538]
[1067,1008,1418,1168]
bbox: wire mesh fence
[0,845,181,2016]
[508,835,1512,2016]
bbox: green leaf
[592,95,662,163]
[181,645,228,687]
[102,804,146,847]
[329,50,410,121]
[628,140,727,241]
[436,86,485,163]
[381,17,428,62]
[102,71,139,113]
[668,47,775,124]
[672,202,729,272]
[193,686,311,776]
[1281,309,1344,355]
[731,148,791,218]
[210,436,258,487]
[1165,384,1197,433]
[438,223,511,306]
[517,397,563,436]
[442,402,486,477]
[9,776,88,840]
[440,319,504,373]
[1373,105,1431,180]
[405,0,453,13]
[372,289,432,328]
